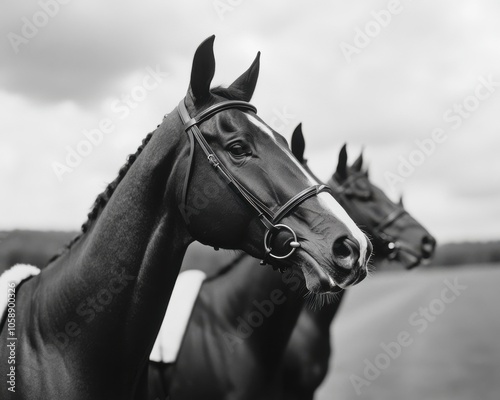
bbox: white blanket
[0,264,40,324]
[150,269,206,363]
[0,264,204,364]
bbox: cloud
[0,1,213,105]
[1,0,500,244]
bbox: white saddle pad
[0,264,204,364]
[0,264,40,324]
[150,269,206,363]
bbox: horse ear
[399,195,404,207]
[291,123,305,163]
[227,52,260,102]
[352,149,363,172]
[188,35,216,104]
[336,144,348,179]
[352,152,363,172]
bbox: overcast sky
[1,0,499,243]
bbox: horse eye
[229,144,248,157]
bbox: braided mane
[46,129,156,265]
[46,88,237,266]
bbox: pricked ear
[291,123,306,163]
[188,35,216,104]
[227,52,260,102]
[352,152,363,171]
[336,143,348,180]
[399,195,404,207]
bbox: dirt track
[317,265,500,400]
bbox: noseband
[177,99,331,266]
[371,208,409,259]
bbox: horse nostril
[333,237,351,258]
[421,236,436,259]
[332,236,360,269]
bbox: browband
[177,98,333,265]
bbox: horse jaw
[295,250,343,294]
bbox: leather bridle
[371,208,410,259]
[330,173,410,260]
[177,99,332,265]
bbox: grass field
[2,231,499,398]
[317,265,500,400]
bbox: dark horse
[146,125,436,399]
[0,37,371,399]
[281,124,436,400]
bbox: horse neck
[204,255,306,359]
[36,112,192,377]
[305,221,391,330]
[303,291,346,333]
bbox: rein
[177,99,331,266]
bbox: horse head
[175,37,372,293]
[291,123,435,270]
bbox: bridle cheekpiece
[177,98,332,268]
